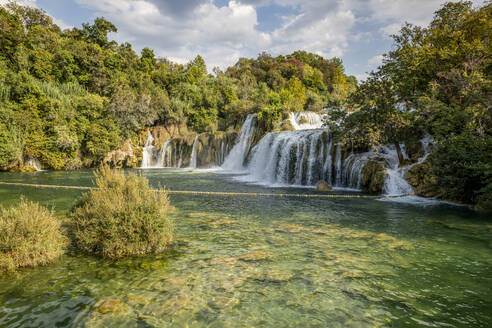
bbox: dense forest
[331,1,491,210]
[0,2,355,171]
[0,1,490,210]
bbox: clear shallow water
[0,169,491,327]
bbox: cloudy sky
[1,0,485,80]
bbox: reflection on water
[0,169,491,327]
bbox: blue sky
[1,0,485,81]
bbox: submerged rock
[316,181,332,191]
[93,299,127,314]
[236,252,270,262]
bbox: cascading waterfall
[141,131,155,168]
[189,135,200,169]
[334,145,342,186]
[138,114,432,193]
[26,158,42,171]
[156,140,171,167]
[382,135,433,196]
[239,129,330,186]
[221,114,256,171]
[288,112,326,130]
[342,151,373,189]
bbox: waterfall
[221,114,256,171]
[141,131,155,168]
[382,135,434,196]
[381,145,414,196]
[26,158,42,171]
[156,140,171,167]
[322,140,333,185]
[240,129,329,186]
[177,145,183,168]
[189,135,200,169]
[334,145,342,186]
[288,112,326,130]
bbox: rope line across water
[0,181,414,199]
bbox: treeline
[332,1,491,209]
[0,3,355,171]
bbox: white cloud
[0,0,37,6]
[368,54,383,67]
[73,0,358,70]
[3,0,487,76]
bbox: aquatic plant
[0,198,66,273]
[70,167,173,259]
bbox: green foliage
[431,134,492,207]
[0,198,66,273]
[70,167,173,259]
[0,2,356,171]
[337,1,491,206]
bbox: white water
[156,140,171,167]
[288,112,325,130]
[221,114,256,171]
[334,145,342,186]
[378,144,412,196]
[189,135,200,169]
[26,158,42,171]
[382,136,433,196]
[238,129,329,186]
[141,131,155,168]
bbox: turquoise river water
[0,169,491,327]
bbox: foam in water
[189,135,200,169]
[141,131,155,168]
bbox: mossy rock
[298,116,309,125]
[19,165,38,173]
[278,120,295,131]
[404,161,440,198]
[361,161,387,193]
[474,194,492,213]
[316,181,332,191]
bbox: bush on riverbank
[70,167,173,259]
[0,199,66,272]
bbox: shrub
[0,199,66,273]
[70,167,173,259]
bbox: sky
[0,0,486,81]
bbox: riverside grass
[70,167,173,259]
[0,199,67,273]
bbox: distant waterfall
[156,140,171,167]
[221,114,256,170]
[26,158,42,171]
[240,129,330,186]
[334,145,342,186]
[288,112,326,130]
[141,131,155,168]
[189,135,200,169]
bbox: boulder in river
[316,181,332,191]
